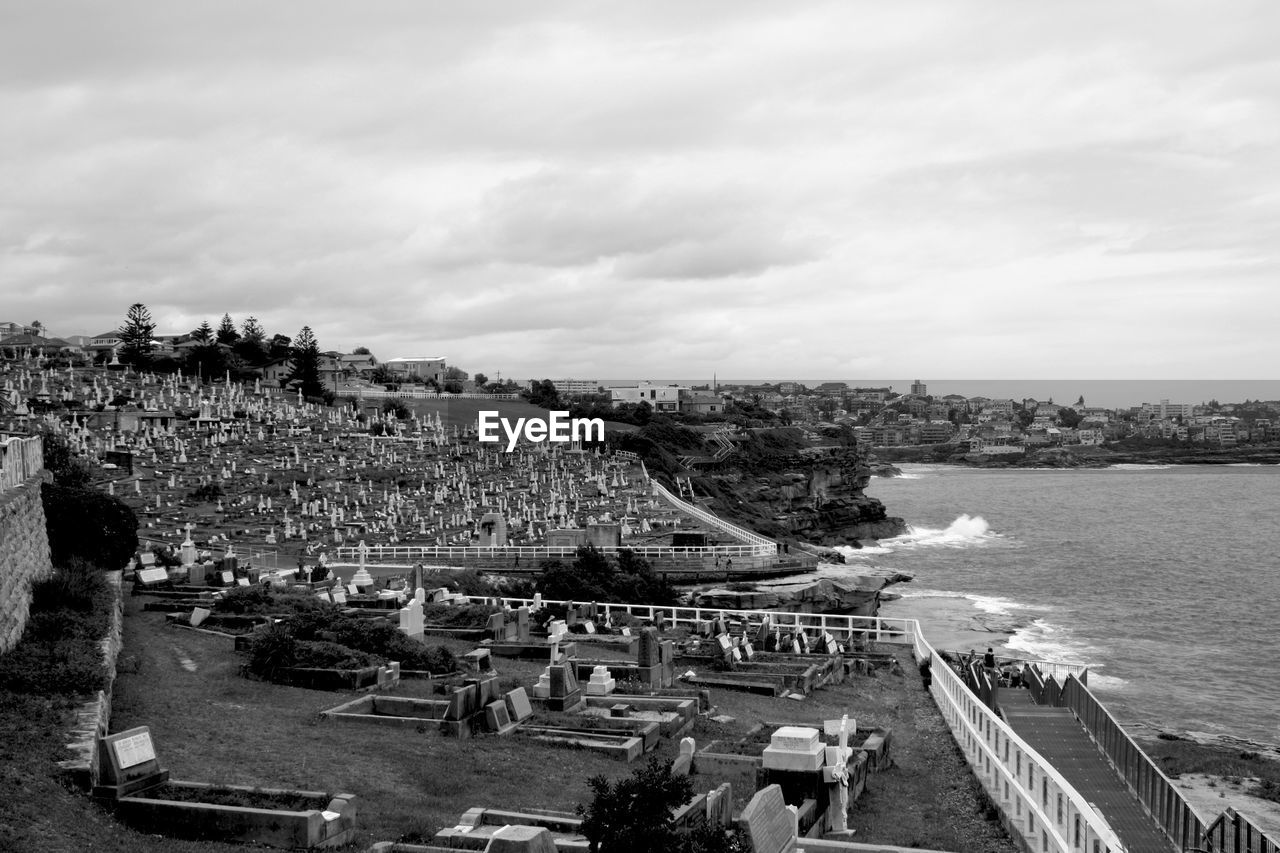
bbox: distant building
[1142,400,1194,420]
[910,379,927,396]
[608,381,687,413]
[778,381,805,395]
[384,356,446,384]
[550,379,601,396]
[852,387,892,402]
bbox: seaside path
[1002,691,1176,853]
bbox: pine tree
[216,313,240,345]
[288,326,324,398]
[240,316,265,343]
[118,303,155,367]
[235,316,268,364]
[191,320,213,343]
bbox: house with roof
[384,356,446,384]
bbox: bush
[293,640,379,670]
[246,623,298,679]
[577,756,743,853]
[42,483,138,569]
[0,563,114,695]
[31,558,106,613]
[538,546,677,607]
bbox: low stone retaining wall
[60,570,125,788]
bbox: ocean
[823,463,1280,748]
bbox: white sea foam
[1086,673,1128,690]
[1006,617,1101,667]
[1106,463,1175,470]
[890,514,1003,548]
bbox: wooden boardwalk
[1002,691,1176,853]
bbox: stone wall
[0,475,54,654]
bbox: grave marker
[738,785,796,853]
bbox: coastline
[872,443,1280,470]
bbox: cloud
[0,1,1278,378]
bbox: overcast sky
[2,1,1277,380]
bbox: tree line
[117,302,328,398]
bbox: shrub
[42,483,138,569]
[577,756,743,853]
[538,546,677,606]
[0,562,114,695]
[293,641,379,670]
[246,623,298,679]
[31,558,107,613]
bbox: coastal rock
[694,572,912,617]
[692,444,908,547]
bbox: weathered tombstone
[95,726,168,798]
[136,567,168,588]
[672,736,696,776]
[547,664,582,711]
[756,616,772,647]
[486,611,507,643]
[399,599,424,639]
[503,687,533,723]
[332,586,347,605]
[738,785,796,853]
[484,699,518,735]
[762,726,824,772]
[584,665,615,696]
[462,648,493,676]
[742,640,755,661]
[515,606,531,642]
[582,620,596,634]
[638,627,661,666]
[189,607,211,628]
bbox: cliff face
[693,443,907,546]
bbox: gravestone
[672,736,696,776]
[638,628,661,666]
[189,607,211,628]
[504,687,533,723]
[136,567,168,587]
[399,599,424,639]
[484,699,518,735]
[95,726,169,798]
[762,726,824,772]
[486,612,507,643]
[584,665,615,696]
[738,785,796,853]
[462,648,494,675]
[547,664,582,712]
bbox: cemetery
[0,359,1022,853]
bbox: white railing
[341,388,521,401]
[334,543,768,564]
[458,593,1129,853]
[0,435,43,492]
[650,480,777,556]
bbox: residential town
[3,318,1276,454]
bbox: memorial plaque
[113,731,156,768]
[136,567,168,585]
